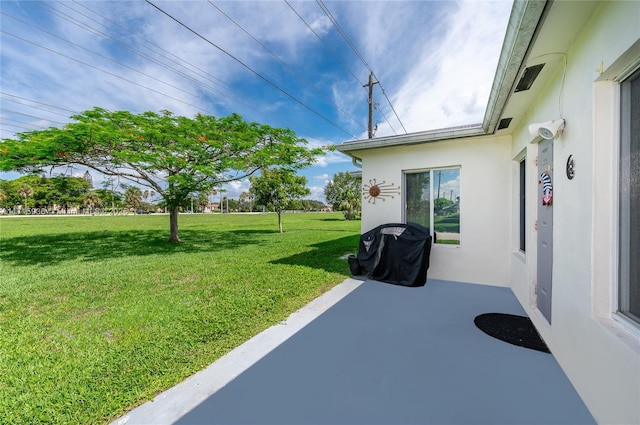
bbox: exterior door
[537,138,553,323]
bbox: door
[537,138,553,323]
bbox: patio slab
[115,278,594,425]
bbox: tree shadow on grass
[271,234,360,275]
[0,229,275,266]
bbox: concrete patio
[114,278,594,425]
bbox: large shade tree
[0,108,324,241]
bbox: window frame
[618,66,640,326]
[519,157,527,253]
[403,167,461,245]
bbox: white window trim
[617,65,640,327]
[513,148,527,257]
[591,56,640,354]
[402,166,461,247]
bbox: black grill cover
[357,223,432,287]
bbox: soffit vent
[514,63,545,92]
[498,118,513,130]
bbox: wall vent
[498,118,513,130]
[515,64,545,92]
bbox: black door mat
[474,313,550,353]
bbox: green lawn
[0,212,360,424]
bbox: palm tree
[82,192,102,215]
[0,190,7,214]
[239,191,248,212]
[123,185,143,211]
[17,184,33,215]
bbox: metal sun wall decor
[363,178,401,204]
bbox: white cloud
[1,0,512,190]
[308,185,326,202]
[224,178,251,199]
[309,14,332,35]
[384,2,511,134]
[323,1,512,138]
[314,150,353,168]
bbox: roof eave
[336,124,484,153]
[482,0,548,133]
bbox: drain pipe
[352,156,362,168]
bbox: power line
[0,92,79,115]
[316,0,407,135]
[1,96,77,118]
[145,0,358,139]
[207,1,367,133]
[0,29,203,111]
[315,0,373,75]
[2,1,368,139]
[1,118,49,130]
[373,102,396,135]
[1,11,207,107]
[284,0,363,88]
[0,108,68,125]
[0,93,80,135]
[377,81,407,134]
[61,1,290,123]
[59,2,235,99]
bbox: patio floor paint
[116,278,595,425]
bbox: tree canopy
[324,171,362,220]
[250,168,309,233]
[0,175,92,212]
[0,108,324,241]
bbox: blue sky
[0,0,512,202]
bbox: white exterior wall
[509,2,640,423]
[354,135,512,287]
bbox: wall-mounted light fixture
[528,119,565,139]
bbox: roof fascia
[336,124,484,153]
[482,0,548,133]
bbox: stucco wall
[353,135,512,287]
[509,2,640,423]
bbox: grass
[0,212,360,424]
[434,214,460,233]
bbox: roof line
[482,0,548,133]
[337,124,484,152]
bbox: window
[619,67,640,325]
[405,168,460,244]
[519,158,526,252]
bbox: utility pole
[363,71,379,139]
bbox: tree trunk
[169,205,180,242]
[278,210,283,233]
